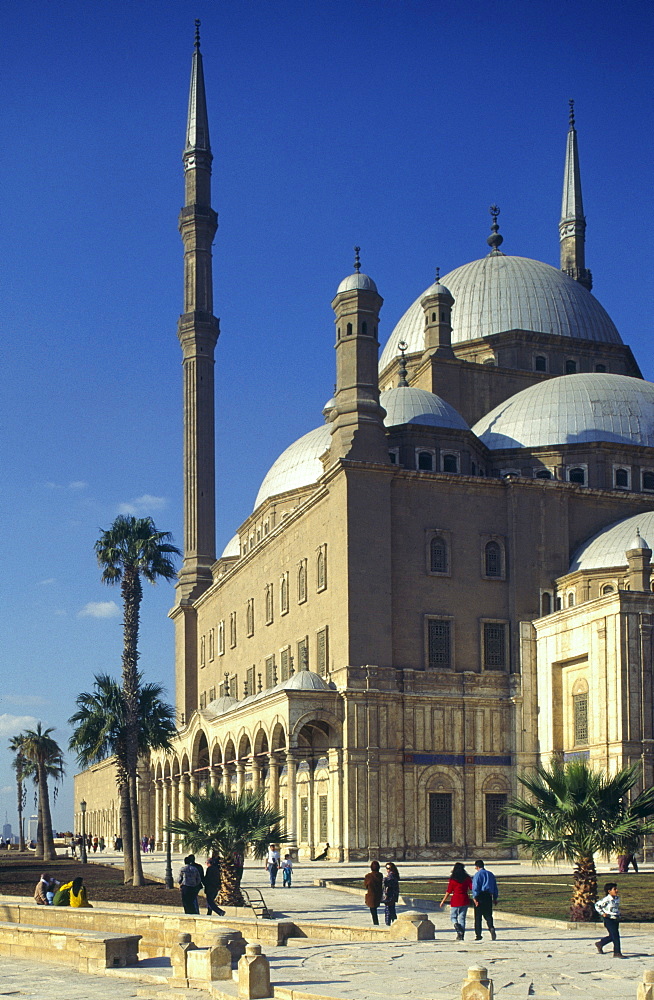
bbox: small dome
[203,695,238,719]
[322,397,337,421]
[471,374,654,451]
[380,255,621,370]
[628,528,651,552]
[422,281,453,300]
[381,386,469,430]
[336,272,378,294]
[220,533,240,558]
[282,670,330,691]
[254,425,331,510]
[570,512,654,573]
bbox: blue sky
[1,0,652,831]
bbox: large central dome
[379,254,621,370]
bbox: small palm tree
[8,735,28,851]
[68,673,177,883]
[501,758,654,920]
[95,514,180,886]
[167,787,289,905]
[18,724,65,861]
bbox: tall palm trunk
[119,782,133,883]
[16,773,26,851]
[34,784,44,860]
[570,854,597,921]
[121,568,144,886]
[38,764,56,861]
[219,856,245,907]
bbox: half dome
[380,255,621,370]
[471,374,654,451]
[570,512,654,573]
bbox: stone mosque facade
[75,36,654,861]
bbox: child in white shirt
[281,854,293,888]
[594,882,622,958]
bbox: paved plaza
[3,854,654,999]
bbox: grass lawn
[337,872,654,923]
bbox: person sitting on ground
[313,843,329,861]
[34,873,60,905]
[52,876,91,907]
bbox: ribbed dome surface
[281,670,330,691]
[380,255,621,369]
[203,695,239,719]
[380,386,469,430]
[471,374,654,451]
[220,533,240,558]
[336,272,378,294]
[254,425,331,510]
[570,512,654,572]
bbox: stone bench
[0,920,140,972]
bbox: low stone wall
[0,920,140,972]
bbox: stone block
[238,942,272,999]
[461,964,493,1000]
[638,970,654,1000]
[388,910,435,940]
[209,932,234,980]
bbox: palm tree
[8,736,28,851]
[167,787,289,905]
[68,673,177,883]
[18,724,65,861]
[501,758,654,920]
[94,514,180,886]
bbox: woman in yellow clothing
[53,877,92,907]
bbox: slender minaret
[559,100,592,291]
[176,20,219,602]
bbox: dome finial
[397,341,409,387]
[353,246,361,273]
[568,98,575,129]
[194,18,201,49]
[435,266,440,282]
[223,671,230,696]
[487,204,504,254]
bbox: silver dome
[380,386,469,430]
[380,255,621,370]
[203,694,239,719]
[220,533,240,558]
[471,374,654,451]
[336,272,378,294]
[281,670,330,691]
[570,512,654,573]
[254,425,331,510]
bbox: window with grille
[229,612,237,648]
[209,687,216,702]
[246,666,255,697]
[265,656,276,688]
[300,797,309,841]
[430,536,448,574]
[297,637,309,671]
[246,599,254,637]
[615,468,629,489]
[298,561,307,603]
[485,793,507,841]
[442,453,458,473]
[574,692,588,745]
[319,795,328,841]
[534,355,547,372]
[428,792,452,842]
[280,647,290,681]
[428,620,451,669]
[218,620,225,655]
[417,451,434,471]
[484,622,506,669]
[230,675,238,699]
[317,627,328,676]
[643,471,654,491]
[485,541,501,577]
[568,467,585,485]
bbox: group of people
[34,873,91,907]
[265,845,293,887]
[141,836,156,853]
[178,854,226,916]
[364,861,401,926]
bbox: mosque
[75,31,654,861]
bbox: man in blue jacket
[472,859,498,941]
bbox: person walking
[595,882,623,958]
[364,861,383,925]
[281,854,293,888]
[472,859,498,941]
[178,855,203,914]
[266,845,280,887]
[382,862,400,925]
[440,862,473,940]
[203,857,226,916]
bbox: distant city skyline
[1,0,651,829]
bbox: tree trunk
[570,854,598,921]
[121,568,144,886]
[128,770,145,886]
[16,775,26,851]
[119,782,133,883]
[38,765,57,862]
[34,780,44,860]
[218,856,245,907]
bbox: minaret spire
[176,20,219,603]
[559,100,592,291]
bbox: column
[252,758,261,794]
[328,748,344,861]
[190,771,199,799]
[180,773,191,821]
[211,764,221,791]
[154,780,162,848]
[236,761,245,797]
[269,754,280,812]
[286,751,298,855]
[308,764,315,857]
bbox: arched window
[534,356,547,372]
[246,599,254,637]
[643,471,654,491]
[417,451,434,471]
[565,359,577,374]
[265,585,273,625]
[317,546,327,590]
[280,574,289,614]
[568,467,585,485]
[615,468,629,489]
[346,322,352,336]
[535,468,552,479]
[431,312,436,322]
[298,561,307,604]
[595,363,607,372]
[442,454,458,473]
[485,541,501,577]
[602,584,614,595]
[430,536,448,574]
[568,592,575,607]
[483,357,496,366]
[573,689,589,746]
[541,592,551,616]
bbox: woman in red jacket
[439,863,472,940]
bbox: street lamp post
[80,801,87,864]
[164,803,174,889]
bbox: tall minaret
[559,100,592,291]
[176,20,219,603]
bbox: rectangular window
[200,635,206,667]
[199,691,206,710]
[208,628,215,661]
[428,619,451,669]
[485,793,507,841]
[319,795,328,841]
[265,584,274,625]
[297,637,309,671]
[574,692,589,745]
[280,572,289,615]
[317,626,328,676]
[246,665,255,698]
[428,792,452,842]
[317,544,327,591]
[484,622,506,670]
[298,559,307,604]
[218,681,225,698]
[209,687,216,702]
[218,620,225,656]
[280,646,290,681]
[300,797,309,842]
[230,674,238,700]
[229,612,237,648]
[265,655,276,688]
[246,599,255,637]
